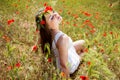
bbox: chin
[58,21,62,24]
[58,17,62,24]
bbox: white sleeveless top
[52,31,81,74]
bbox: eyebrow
[48,10,55,20]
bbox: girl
[35,6,85,78]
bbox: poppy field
[0,0,120,80]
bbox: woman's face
[44,11,62,29]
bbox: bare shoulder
[56,34,69,47]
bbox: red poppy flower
[61,72,66,77]
[95,12,99,19]
[59,9,62,13]
[7,19,14,25]
[98,44,102,46]
[84,48,88,53]
[67,11,71,15]
[103,32,107,37]
[83,20,95,28]
[90,29,96,34]
[15,62,21,68]
[36,29,39,33]
[83,12,91,17]
[74,14,79,19]
[44,2,47,6]
[87,61,91,66]
[2,35,11,42]
[83,20,90,24]
[110,31,113,35]
[47,58,52,62]
[26,5,29,9]
[100,49,104,53]
[7,66,12,71]
[87,23,95,28]
[66,21,69,24]
[2,35,7,39]
[40,20,46,25]
[32,45,38,52]
[73,23,77,27]
[15,11,19,14]
[80,75,89,80]
[95,15,99,19]
[44,6,53,12]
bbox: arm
[57,35,70,78]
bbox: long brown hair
[35,8,52,54]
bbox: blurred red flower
[67,11,71,15]
[90,29,96,34]
[98,43,102,46]
[83,20,90,25]
[15,11,19,14]
[87,61,91,66]
[84,48,88,53]
[7,19,14,25]
[83,20,95,28]
[26,5,29,9]
[59,9,62,13]
[87,23,95,28]
[47,58,52,63]
[110,31,113,35]
[103,32,107,37]
[100,49,104,53]
[66,21,69,24]
[15,62,21,68]
[95,12,99,19]
[83,12,91,17]
[44,3,47,6]
[7,66,12,71]
[73,14,79,19]
[32,45,38,52]
[44,6,53,12]
[80,75,89,80]
[2,35,11,42]
[74,23,77,27]
[40,20,45,25]
[61,72,66,77]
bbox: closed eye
[49,14,55,20]
[51,15,55,20]
[49,10,56,20]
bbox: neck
[51,29,60,40]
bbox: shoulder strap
[52,31,64,57]
[54,31,64,44]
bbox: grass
[0,0,120,80]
